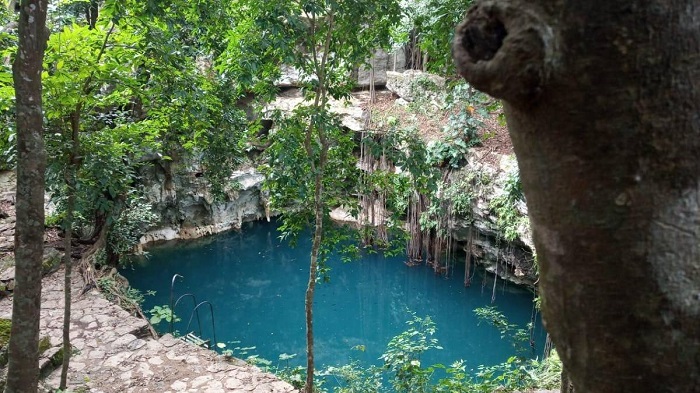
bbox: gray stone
[171,380,188,391]
[0,266,13,281]
[386,70,446,103]
[41,248,62,275]
[275,65,313,87]
[139,162,268,247]
[190,375,213,388]
[264,88,365,132]
[356,50,389,87]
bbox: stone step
[180,332,210,349]
[39,345,64,379]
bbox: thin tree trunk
[303,12,334,393]
[59,193,74,389]
[454,0,700,391]
[304,173,324,393]
[369,56,375,104]
[60,107,81,389]
[85,0,98,29]
[6,1,49,392]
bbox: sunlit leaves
[395,0,473,73]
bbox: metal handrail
[186,301,217,347]
[169,274,184,334]
[173,293,202,336]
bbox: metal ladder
[169,274,218,349]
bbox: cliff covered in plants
[0,0,534,287]
[138,69,536,286]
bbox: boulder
[41,248,62,276]
[275,64,308,88]
[356,50,389,87]
[277,49,405,88]
[265,88,365,131]
[386,70,446,102]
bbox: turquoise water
[123,219,544,371]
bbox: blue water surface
[122,219,544,372]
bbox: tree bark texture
[60,109,81,389]
[7,1,49,393]
[454,1,699,392]
[304,175,323,393]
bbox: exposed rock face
[265,88,367,132]
[142,82,535,287]
[276,49,405,88]
[139,161,267,246]
[275,65,312,88]
[386,70,446,102]
[355,49,390,87]
[451,152,536,286]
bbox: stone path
[0,268,297,393]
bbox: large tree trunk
[454,1,700,392]
[6,1,49,393]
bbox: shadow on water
[122,219,545,372]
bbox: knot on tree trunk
[453,0,556,105]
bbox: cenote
[123,219,544,372]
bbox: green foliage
[489,163,527,242]
[362,124,440,211]
[266,311,559,393]
[426,139,469,168]
[441,168,490,218]
[262,108,362,268]
[425,81,490,168]
[474,306,530,357]
[380,313,442,393]
[45,212,64,228]
[277,365,308,390]
[107,196,158,264]
[148,305,179,325]
[38,336,52,354]
[532,350,563,389]
[264,108,358,213]
[97,275,145,313]
[320,362,383,393]
[246,0,403,289]
[0,6,17,170]
[41,17,162,251]
[216,340,256,357]
[393,0,474,73]
[34,0,249,264]
[0,318,10,348]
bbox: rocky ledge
[0,267,296,393]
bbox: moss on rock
[38,336,51,354]
[0,318,10,368]
[41,248,62,276]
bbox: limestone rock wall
[277,49,406,89]
[450,152,536,286]
[140,70,536,286]
[138,160,267,247]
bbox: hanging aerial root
[452,0,557,105]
